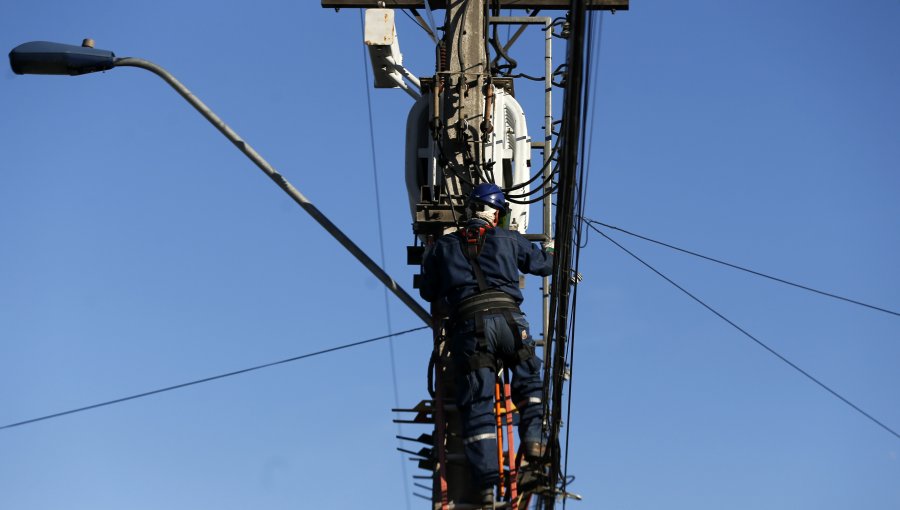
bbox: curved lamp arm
[9,41,432,327]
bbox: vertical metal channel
[542,16,553,343]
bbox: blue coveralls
[419,219,553,488]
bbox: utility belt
[452,289,520,323]
[450,290,534,372]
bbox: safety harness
[454,223,535,372]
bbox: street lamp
[9,40,432,327]
[9,40,115,75]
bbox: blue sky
[1,1,898,509]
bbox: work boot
[480,486,495,509]
[524,441,546,462]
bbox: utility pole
[321,1,629,507]
[442,0,486,180]
[437,2,488,505]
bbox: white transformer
[405,84,532,235]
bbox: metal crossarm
[322,0,628,9]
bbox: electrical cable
[562,10,600,506]
[583,218,900,318]
[576,12,604,250]
[543,2,591,505]
[507,184,558,205]
[404,9,439,43]
[504,166,558,198]
[435,118,559,203]
[490,13,517,74]
[505,8,511,47]
[507,73,546,82]
[0,326,430,432]
[359,12,412,509]
[501,145,562,199]
[491,9,541,74]
[587,221,900,442]
[503,142,560,193]
[398,8,418,25]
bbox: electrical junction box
[364,8,405,89]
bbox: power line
[587,221,900,442]
[358,11,412,510]
[563,11,605,507]
[545,0,591,502]
[0,326,429,432]
[583,218,900,318]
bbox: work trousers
[449,312,544,489]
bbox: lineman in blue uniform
[419,183,553,502]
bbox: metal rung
[394,416,434,424]
[417,453,466,471]
[397,433,434,445]
[438,502,510,510]
[393,400,457,413]
[392,401,435,413]
[398,446,432,459]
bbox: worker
[419,182,554,505]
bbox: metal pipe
[399,68,422,89]
[387,70,423,99]
[112,57,433,328]
[542,16,553,343]
[384,55,422,91]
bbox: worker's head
[469,183,508,226]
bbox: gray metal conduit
[113,57,433,328]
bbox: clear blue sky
[2,1,898,509]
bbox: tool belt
[452,289,519,322]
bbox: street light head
[9,41,115,76]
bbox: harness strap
[460,224,491,293]
[468,352,497,371]
[466,245,490,293]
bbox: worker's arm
[515,232,553,277]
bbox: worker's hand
[543,239,555,254]
[570,271,584,285]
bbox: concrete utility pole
[442,0,486,188]
[437,2,488,505]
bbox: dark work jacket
[419,219,553,308]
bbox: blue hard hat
[470,183,507,212]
